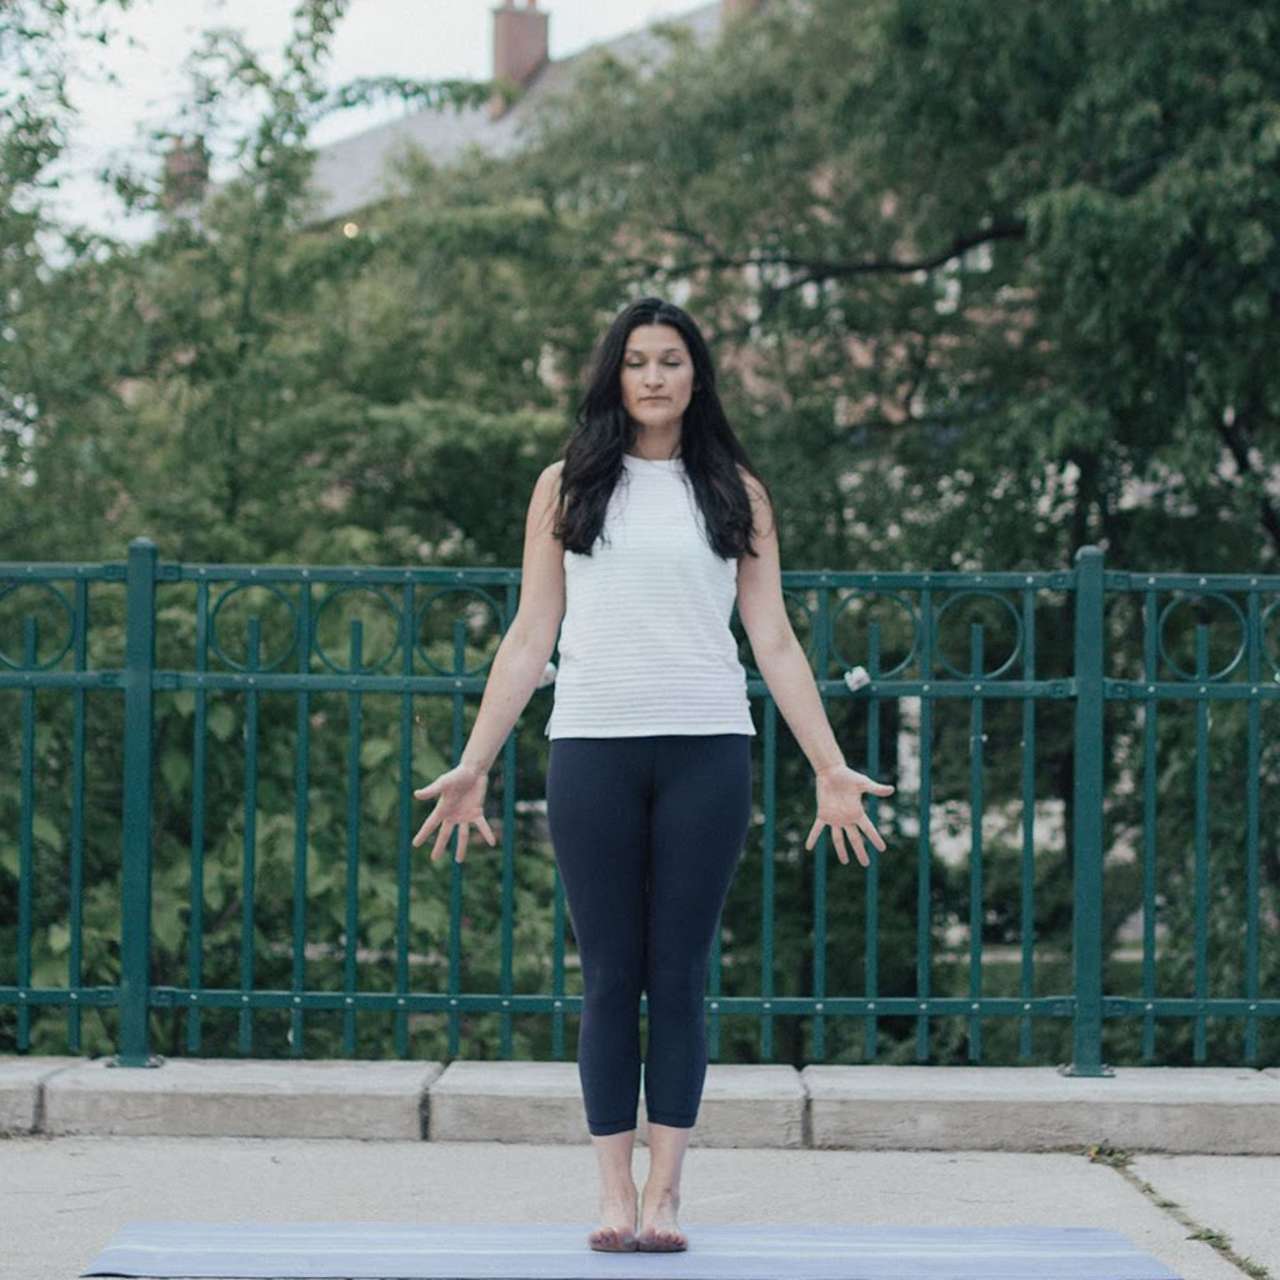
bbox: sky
[46,0,706,242]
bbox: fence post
[112,537,161,1067]
[1064,544,1111,1077]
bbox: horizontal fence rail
[1,539,1277,1072]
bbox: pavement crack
[1084,1144,1272,1280]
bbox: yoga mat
[81,1222,1181,1279]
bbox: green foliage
[2,0,1277,1066]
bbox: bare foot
[587,1186,638,1252]
[637,1185,687,1251]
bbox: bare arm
[734,466,892,866]
[457,462,566,774]
[735,466,845,776]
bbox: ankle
[643,1181,680,1201]
[600,1178,638,1201]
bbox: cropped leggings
[545,733,753,1136]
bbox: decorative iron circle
[412,587,506,678]
[1262,596,1280,678]
[0,580,77,671]
[311,584,404,675]
[829,590,921,679]
[932,589,1024,680]
[208,582,301,673]
[1156,590,1247,682]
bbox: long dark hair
[552,296,775,560]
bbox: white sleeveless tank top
[543,452,757,739]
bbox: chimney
[160,134,210,211]
[489,0,549,120]
[722,0,765,23]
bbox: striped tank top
[543,452,757,739]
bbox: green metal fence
[1,538,1277,1072]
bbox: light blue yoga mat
[81,1221,1180,1278]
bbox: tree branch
[1214,412,1280,556]
[621,219,1028,285]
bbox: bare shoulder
[544,459,565,500]
[736,462,766,498]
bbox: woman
[411,297,893,1253]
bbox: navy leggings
[545,733,753,1136]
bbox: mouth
[640,397,669,402]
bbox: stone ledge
[4,1056,1276,1152]
[428,1060,805,1147]
[40,1057,444,1140]
[803,1065,1280,1154]
[0,1056,83,1135]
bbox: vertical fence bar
[864,623,881,1061]
[114,537,159,1067]
[1065,545,1108,1077]
[1192,625,1209,1063]
[810,582,832,1062]
[291,581,313,1057]
[447,620,466,1056]
[967,624,985,1064]
[187,578,210,1054]
[17,618,37,1050]
[1018,584,1037,1060]
[760,696,778,1062]
[69,578,89,1053]
[499,675,518,1060]
[915,585,935,1062]
[1244,589,1261,1064]
[239,618,262,1055]
[343,620,363,1057]
[1140,586,1158,1061]
[549,640,568,1061]
[395,580,415,1059]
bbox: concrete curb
[803,1065,1280,1154]
[38,1057,442,1140]
[428,1061,806,1147]
[3,1056,1278,1152]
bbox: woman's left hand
[804,764,895,868]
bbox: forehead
[625,323,687,353]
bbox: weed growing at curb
[1085,1145,1272,1280]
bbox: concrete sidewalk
[2,1136,1275,1280]
[2,1057,1277,1278]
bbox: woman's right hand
[412,763,496,864]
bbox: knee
[582,963,644,1005]
[643,963,705,1012]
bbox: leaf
[207,702,237,743]
[152,909,184,955]
[368,777,399,823]
[32,812,64,854]
[410,897,449,937]
[160,750,192,797]
[360,737,396,769]
[366,917,395,948]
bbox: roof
[301,2,723,225]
